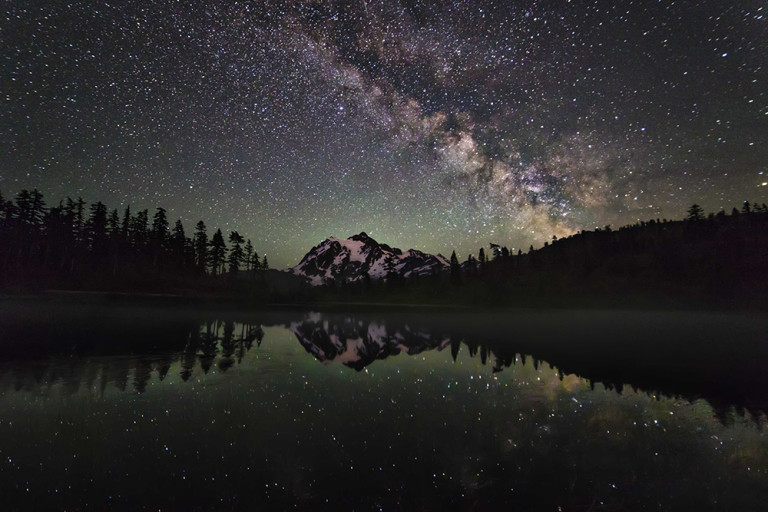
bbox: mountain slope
[291,232,448,285]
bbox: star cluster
[3,1,766,266]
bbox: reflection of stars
[3,1,767,266]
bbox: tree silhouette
[86,201,108,261]
[121,205,131,237]
[244,239,254,272]
[489,243,502,260]
[30,189,46,227]
[13,189,32,226]
[73,197,86,243]
[0,187,275,295]
[449,250,461,282]
[687,204,704,221]
[131,209,149,248]
[383,253,397,281]
[171,219,187,267]
[209,228,227,276]
[151,207,169,244]
[228,231,245,275]
[252,250,261,273]
[107,208,120,235]
[193,221,208,275]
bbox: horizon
[0,184,763,270]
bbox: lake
[0,299,767,511]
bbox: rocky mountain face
[291,232,448,286]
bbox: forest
[1,187,767,308]
[0,188,268,296]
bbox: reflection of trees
[198,321,218,374]
[290,314,768,422]
[0,316,264,395]
[218,321,236,372]
[1,309,766,422]
[185,319,264,377]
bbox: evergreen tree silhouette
[172,219,186,268]
[687,204,704,221]
[131,209,149,248]
[86,201,108,261]
[73,197,86,243]
[121,205,131,237]
[209,228,227,276]
[228,231,245,275]
[107,208,120,235]
[151,207,169,243]
[193,221,208,275]
[150,207,169,268]
[449,250,461,282]
[29,189,46,227]
[383,253,397,281]
[244,239,254,272]
[252,251,261,273]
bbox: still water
[0,299,767,511]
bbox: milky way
[3,1,767,266]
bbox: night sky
[3,1,767,267]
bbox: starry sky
[3,1,767,267]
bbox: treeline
[444,200,768,306]
[0,188,268,292]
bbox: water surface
[0,300,766,511]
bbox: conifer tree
[172,219,186,264]
[121,205,131,236]
[194,221,208,274]
[74,197,86,242]
[29,189,46,227]
[450,250,461,282]
[107,209,120,236]
[687,204,704,221]
[131,209,149,248]
[228,231,245,275]
[151,207,169,244]
[86,201,108,256]
[244,239,254,272]
[209,228,227,276]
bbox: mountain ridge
[291,232,448,286]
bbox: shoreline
[0,288,765,315]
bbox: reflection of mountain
[290,315,449,370]
[290,312,768,422]
[1,302,766,422]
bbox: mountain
[291,232,449,286]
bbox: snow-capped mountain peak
[291,232,448,286]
